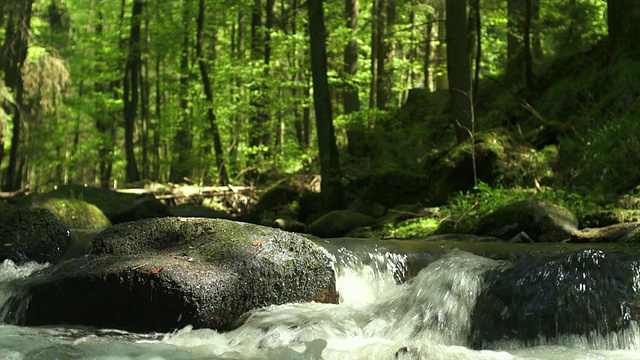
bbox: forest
[1,0,640,227]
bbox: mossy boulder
[9,218,337,332]
[427,130,555,205]
[475,199,578,242]
[24,184,171,224]
[470,249,640,348]
[307,210,375,238]
[0,208,70,263]
[21,196,111,229]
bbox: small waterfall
[0,260,48,322]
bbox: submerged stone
[469,249,640,348]
[8,218,338,332]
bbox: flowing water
[1,239,640,359]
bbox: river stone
[307,210,375,238]
[11,217,337,332]
[475,199,578,242]
[469,249,639,348]
[0,208,70,263]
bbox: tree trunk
[170,0,193,184]
[369,0,379,109]
[307,0,345,210]
[608,0,640,59]
[196,0,229,185]
[505,0,524,85]
[343,0,366,157]
[1,0,34,191]
[376,0,396,110]
[446,0,473,143]
[122,0,143,183]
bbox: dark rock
[24,184,171,224]
[346,172,430,209]
[168,204,230,219]
[475,199,578,242]
[307,210,375,238]
[274,218,307,233]
[10,218,337,332]
[470,249,640,348]
[21,196,111,229]
[348,198,386,218]
[0,208,70,263]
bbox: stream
[1,238,640,359]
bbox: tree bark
[307,0,345,210]
[446,0,473,143]
[1,0,34,191]
[608,0,640,59]
[343,0,366,157]
[196,0,229,185]
[170,0,193,184]
[122,0,143,183]
[505,0,524,85]
[376,0,396,110]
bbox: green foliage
[384,217,439,238]
[437,182,599,234]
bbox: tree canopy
[1,0,633,203]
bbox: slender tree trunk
[505,0,524,85]
[122,0,143,183]
[196,0,228,185]
[369,0,379,108]
[607,0,640,59]
[170,0,193,184]
[1,0,34,191]
[469,0,481,99]
[523,0,533,90]
[446,0,473,143]
[307,0,345,210]
[376,0,396,110]
[140,13,151,180]
[344,0,365,157]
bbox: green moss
[25,197,111,229]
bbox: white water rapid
[1,244,640,360]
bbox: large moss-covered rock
[0,208,70,263]
[307,210,375,238]
[469,249,640,348]
[10,218,337,332]
[475,199,578,242]
[21,196,111,229]
[427,130,555,205]
[21,184,171,224]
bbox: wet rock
[348,198,386,218]
[307,210,374,238]
[470,249,640,348]
[168,204,230,219]
[475,199,578,242]
[0,208,70,263]
[10,218,337,332]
